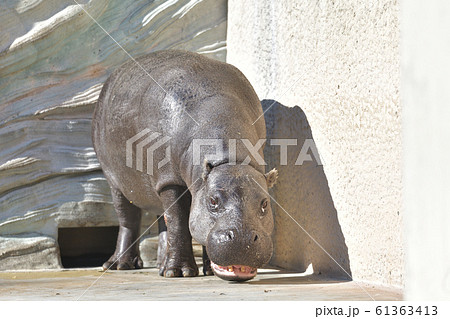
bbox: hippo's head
[189,161,278,281]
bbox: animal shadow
[261,99,352,281]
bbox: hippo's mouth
[210,261,257,281]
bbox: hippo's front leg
[158,186,198,277]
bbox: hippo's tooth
[228,266,233,272]
[241,267,246,272]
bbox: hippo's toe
[102,255,143,271]
[203,261,214,276]
[102,260,116,270]
[161,266,198,278]
[164,268,182,277]
[159,257,199,278]
[182,267,198,277]
[203,268,214,276]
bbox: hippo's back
[92,50,264,209]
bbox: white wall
[402,0,450,300]
[227,0,403,286]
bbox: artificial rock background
[0,0,227,269]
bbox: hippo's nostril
[215,229,236,243]
[253,234,258,242]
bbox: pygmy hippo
[92,50,278,281]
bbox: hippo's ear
[202,159,213,181]
[264,168,278,188]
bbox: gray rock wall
[0,0,227,270]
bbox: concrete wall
[228,0,402,286]
[402,0,450,300]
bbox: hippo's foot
[203,262,214,276]
[102,254,143,271]
[158,255,199,277]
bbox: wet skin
[92,50,278,280]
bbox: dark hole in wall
[58,226,119,268]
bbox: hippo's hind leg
[103,187,143,270]
[202,246,214,276]
[158,186,198,277]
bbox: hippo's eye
[261,199,269,215]
[209,196,219,211]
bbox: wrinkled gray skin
[92,50,277,280]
